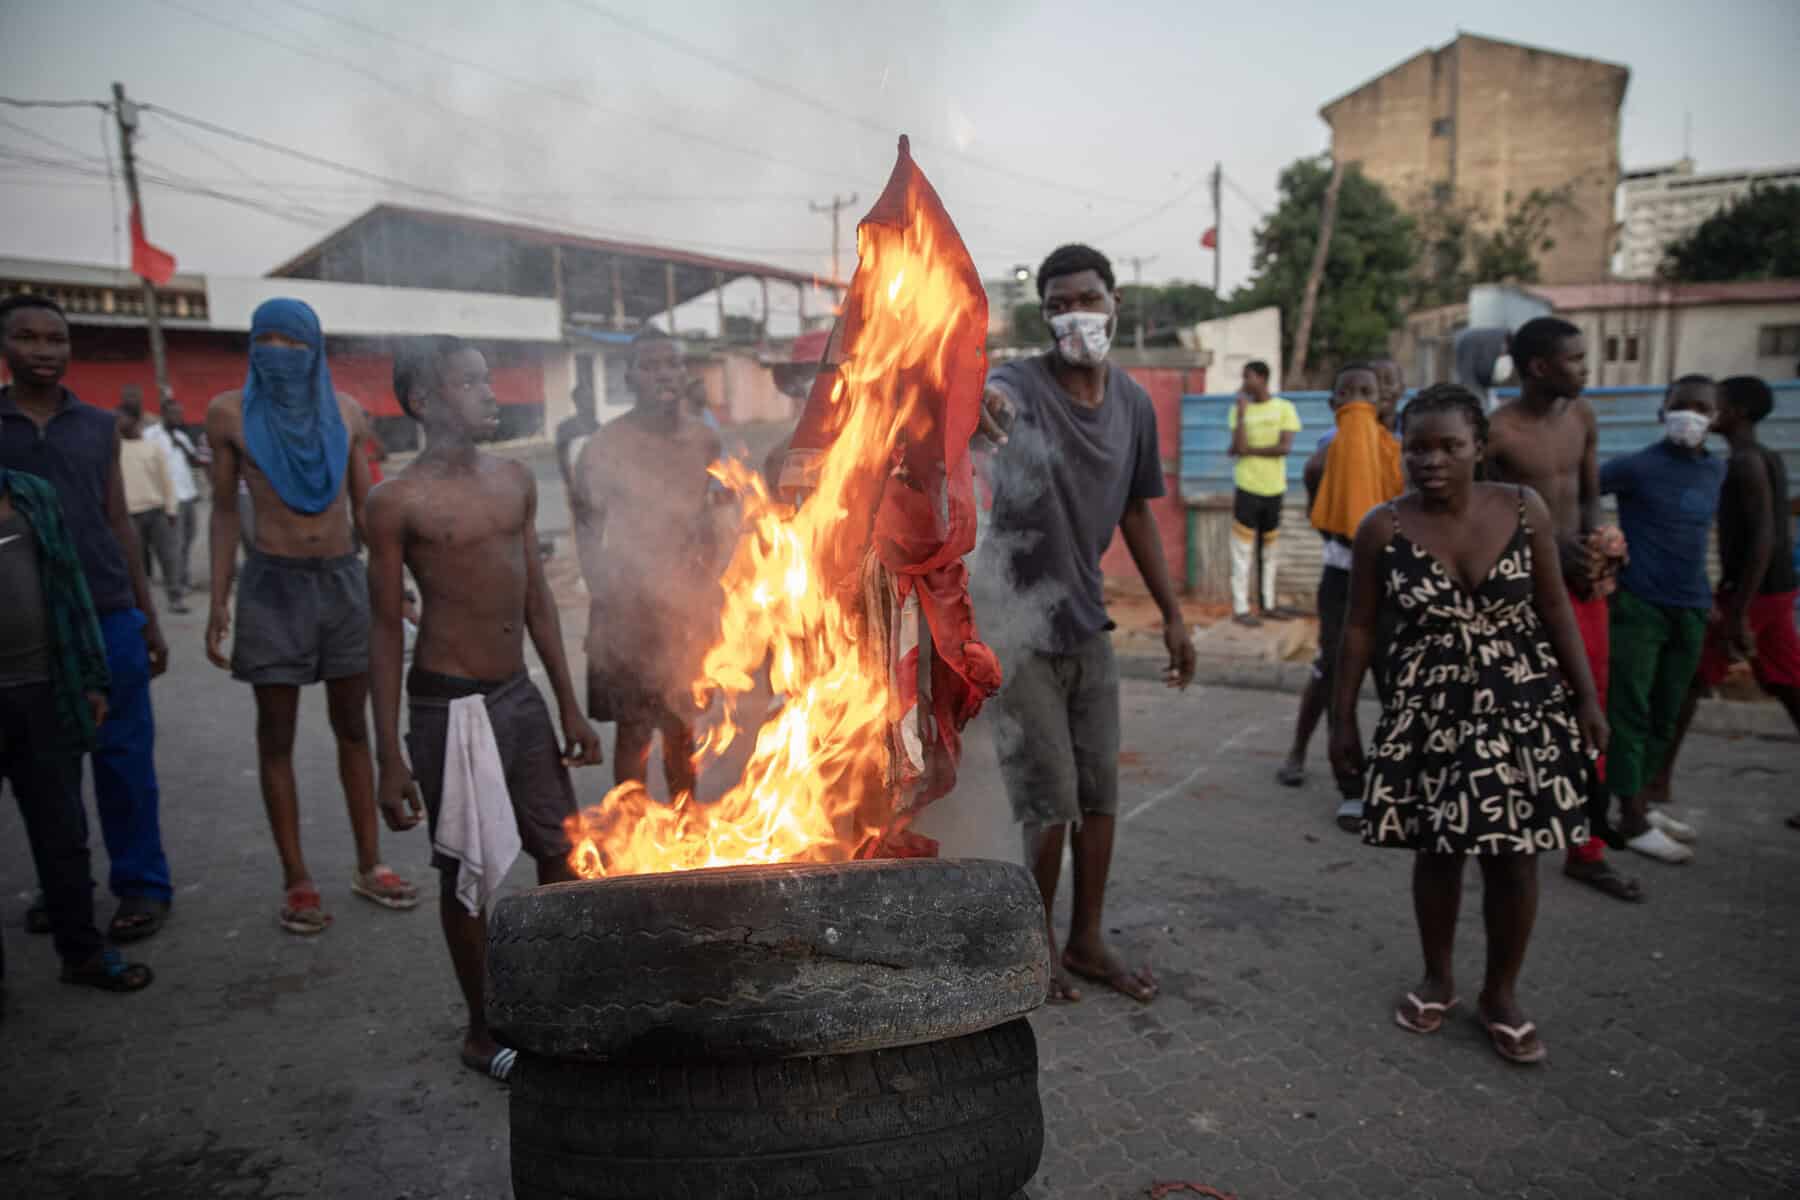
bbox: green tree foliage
[1413,186,1572,307]
[1007,281,1218,349]
[1228,156,1416,373]
[1660,186,1800,281]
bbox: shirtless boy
[572,329,724,796]
[1484,316,1641,903]
[206,298,418,933]
[367,336,601,1082]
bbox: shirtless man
[367,336,600,1082]
[205,298,418,934]
[1483,316,1642,903]
[573,329,724,797]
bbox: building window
[1431,117,1453,137]
[1431,182,1452,206]
[1605,336,1620,363]
[1623,335,1639,363]
[1759,325,1800,358]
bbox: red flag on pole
[129,204,176,286]
[1200,226,1218,250]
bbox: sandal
[351,865,421,910]
[1563,860,1644,903]
[1335,799,1363,832]
[280,884,333,936]
[1275,762,1306,788]
[462,1046,519,1083]
[109,896,170,943]
[1481,1012,1548,1065]
[61,947,154,993]
[1394,991,1459,1034]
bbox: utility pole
[1210,162,1222,314]
[112,82,170,408]
[810,193,858,287]
[1122,255,1158,351]
[1287,157,1345,386]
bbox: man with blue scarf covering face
[204,298,420,935]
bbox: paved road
[3,610,1798,1198]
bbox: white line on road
[1120,721,1264,824]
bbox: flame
[566,146,984,878]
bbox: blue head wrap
[241,298,348,515]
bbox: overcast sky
[0,0,1794,327]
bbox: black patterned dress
[1362,488,1592,855]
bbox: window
[1605,336,1620,363]
[1431,182,1453,206]
[1759,324,1800,358]
[1623,335,1639,363]
[1431,117,1454,137]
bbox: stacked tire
[488,857,1052,1200]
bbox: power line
[0,145,337,228]
[1221,171,1269,220]
[145,110,337,225]
[1095,176,1208,243]
[0,97,109,111]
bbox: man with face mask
[975,243,1195,1005]
[206,298,419,935]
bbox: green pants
[1606,589,1706,798]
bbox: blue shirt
[0,387,136,615]
[1600,440,1727,611]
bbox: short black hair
[1401,382,1489,445]
[1336,361,1376,380]
[629,326,674,367]
[1035,244,1115,299]
[1720,375,1774,423]
[392,335,468,420]
[1665,373,1714,401]
[1244,360,1271,381]
[0,292,68,334]
[1510,316,1581,378]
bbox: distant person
[0,293,175,944]
[975,243,1196,1005]
[1372,356,1404,428]
[1484,317,1640,903]
[1276,363,1403,828]
[367,336,601,1083]
[1642,376,1800,828]
[141,388,204,597]
[205,298,418,935]
[1596,376,1726,865]
[0,466,153,992]
[1331,384,1606,1066]
[115,390,186,615]
[553,382,599,498]
[573,329,722,797]
[1227,360,1301,626]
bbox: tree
[1007,281,1218,349]
[1411,185,1571,309]
[1228,156,1416,378]
[1660,185,1800,281]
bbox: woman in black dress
[1330,384,1607,1065]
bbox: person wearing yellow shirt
[1227,360,1301,626]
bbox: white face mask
[1664,409,1711,449]
[1049,310,1112,366]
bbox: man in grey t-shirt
[976,243,1195,1005]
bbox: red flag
[1200,226,1218,250]
[129,204,176,286]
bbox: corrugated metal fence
[1178,382,1800,603]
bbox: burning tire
[509,1019,1043,1200]
[487,857,1050,1062]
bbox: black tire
[488,858,1050,1061]
[509,1019,1043,1200]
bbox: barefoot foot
[1062,939,1157,1003]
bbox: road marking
[1120,721,1263,824]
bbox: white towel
[432,695,522,917]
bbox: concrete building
[1320,33,1629,285]
[1393,278,1800,389]
[1617,158,1800,279]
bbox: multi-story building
[1320,33,1629,285]
[1616,158,1800,279]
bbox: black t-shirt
[1718,444,1797,595]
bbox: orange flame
[566,143,986,878]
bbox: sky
[0,0,1795,333]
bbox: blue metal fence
[1179,382,1800,499]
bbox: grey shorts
[990,631,1120,827]
[231,549,370,686]
[405,668,578,871]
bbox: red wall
[1099,364,1205,590]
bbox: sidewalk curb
[1118,650,1800,742]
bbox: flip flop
[1563,860,1644,903]
[1335,799,1363,832]
[463,1046,519,1083]
[61,948,154,993]
[1062,953,1157,1003]
[280,885,333,936]
[1275,762,1306,788]
[351,865,421,910]
[1647,809,1697,844]
[1627,827,1694,864]
[108,896,170,943]
[1481,1014,1547,1065]
[1394,991,1459,1034]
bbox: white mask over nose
[1049,311,1112,366]
[1664,409,1710,449]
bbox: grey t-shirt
[978,356,1164,654]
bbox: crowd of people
[0,242,1794,1080]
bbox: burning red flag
[130,204,176,286]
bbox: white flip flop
[1647,808,1697,844]
[1627,826,1694,864]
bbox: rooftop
[1320,32,1629,122]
